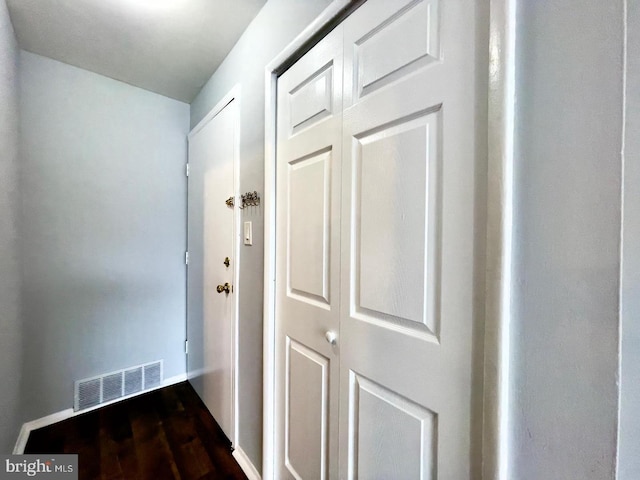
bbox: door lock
[216,283,231,294]
[223,257,230,268]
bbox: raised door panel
[348,373,437,480]
[347,0,441,105]
[353,110,441,340]
[288,149,332,306]
[285,339,330,480]
[289,63,335,135]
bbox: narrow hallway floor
[24,381,249,480]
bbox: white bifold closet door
[275,25,344,480]
[276,0,484,478]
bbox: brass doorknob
[216,283,231,294]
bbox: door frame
[262,1,517,478]
[188,85,242,447]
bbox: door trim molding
[187,84,242,449]
[233,447,262,480]
[483,0,516,478]
[262,1,517,478]
[189,85,241,139]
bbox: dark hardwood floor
[24,382,249,480]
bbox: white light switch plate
[244,221,252,246]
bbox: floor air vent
[144,362,161,389]
[124,367,143,396]
[74,360,163,411]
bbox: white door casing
[271,0,492,478]
[188,95,240,444]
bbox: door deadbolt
[223,257,230,268]
[216,283,231,294]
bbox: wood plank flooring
[24,382,249,480]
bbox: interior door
[339,0,482,478]
[187,99,238,442]
[274,26,344,480]
[274,0,484,477]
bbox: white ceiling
[7,0,267,103]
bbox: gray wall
[190,0,332,469]
[0,0,21,454]
[19,51,189,422]
[511,1,624,478]
[619,1,640,478]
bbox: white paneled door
[275,26,344,480]
[188,98,238,443]
[275,0,484,478]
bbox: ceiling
[6,0,267,103]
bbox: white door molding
[189,84,241,138]
[262,1,517,478]
[483,0,516,478]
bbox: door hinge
[185,251,189,265]
[185,163,190,177]
[185,340,189,355]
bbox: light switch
[244,221,252,246]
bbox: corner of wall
[0,0,24,455]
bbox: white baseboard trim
[13,409,74,454]
[13,372,188,454]
[233,446,261,480]
[187,367,204,380]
